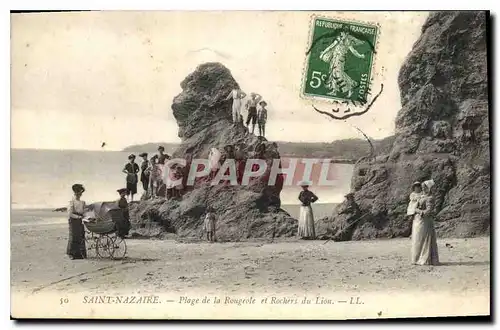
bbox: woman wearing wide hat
[66,183,87,260]
[411,179,439,265]
[116,188,131,238]
[297,181,319,239]
[122,154,140,201]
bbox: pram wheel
[110,235,127,260]
[96,235,113,258]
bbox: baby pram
[83,201,128,259]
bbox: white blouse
[68,198,86,219]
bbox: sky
[11,11,429,151]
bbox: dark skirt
[66,218,87,259]
[115,210,131,238]
[141,175,149,191]
[127,182,138,194]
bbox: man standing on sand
[245,92,262,134]
[225,88,247,124]
[257,100,268,138]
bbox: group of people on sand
[294,178,439,267]
[66,184,131,260]
[225,89,268,137]
[67,171,439,267]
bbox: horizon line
[10,135,392,152]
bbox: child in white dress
[407,181,423,217]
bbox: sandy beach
[11,209,490,319]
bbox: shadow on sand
[122,257,161,263]
[439,261,490,266]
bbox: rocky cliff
[317,11,490,240]
[130,63,297,241]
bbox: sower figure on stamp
[257,100,268,138]
[245,92,262,134]
[225,88,247,125]
[319,32,367,97]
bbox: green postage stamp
[302,16,379,105]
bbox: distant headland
[122,136,395,160]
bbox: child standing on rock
[204,207,217,242]
[257,100,268,138]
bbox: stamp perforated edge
[299,14,382,106]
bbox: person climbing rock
[333,193,361,241]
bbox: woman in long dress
[67,183,87,260]
[298,183,319,239]
[410,179,439,265]
[122,154,140,201]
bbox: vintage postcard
[10,10,490,320]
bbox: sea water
[11,149,353,219]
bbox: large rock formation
[318,11,489,240]
[131,63,297,241]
